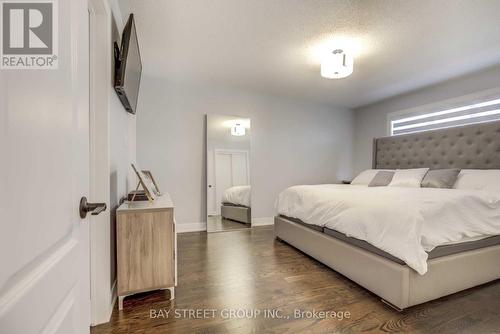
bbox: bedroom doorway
[206,115,252,232]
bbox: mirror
[206,114,251,232]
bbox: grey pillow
[421,169,461,189]
[368,171,395,187]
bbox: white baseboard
[108,279,117,319]
[176,222,207,233]
[90,278,117,327]
[251,217,274,226]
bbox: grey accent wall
[353,65,500,174]
[137,76,353,225]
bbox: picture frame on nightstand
[131,163,156,202]
[141,169,162,196]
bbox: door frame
[206,149,217,216]
[88,0,113,326]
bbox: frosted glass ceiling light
[231,123,246,136]
[321,49,353,79]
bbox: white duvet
[222,185,251,207]
[276,185,500,274]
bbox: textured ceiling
[119,0,500,108]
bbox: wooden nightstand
[116,194,177,310]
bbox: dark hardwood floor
[91,226,500,334]
[207,215,250,232]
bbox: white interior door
[215,153,233,215]
[0,1,91,333]
[214,150,249,215]
[231,153,249,186]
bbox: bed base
[381,299,404,312]
[221,205,251,224]
[274,216,500,310]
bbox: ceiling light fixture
[321,49,353,79]
[231,123,246,136]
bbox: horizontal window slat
[392,116,500,135]
[393,104,500,128]
[392,98,500,125]
[390,97,500,135]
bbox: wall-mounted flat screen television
[114,14,142,114]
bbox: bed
[274,120,500,310]
[221,185,251,224]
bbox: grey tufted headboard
[373,120,500,170]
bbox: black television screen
[114,14,142,114]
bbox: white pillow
[351,169,392,186]
[388,168,429,188]
[453,169,500,194]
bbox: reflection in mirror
[207,114,251,232]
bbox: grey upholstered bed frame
[275,120,500,310]
[221,204,251,224]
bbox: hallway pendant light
[321,49,353,79]
[231,123,246,136]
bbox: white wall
[353,65,500,174]
[137,76,353,230]
[90,0,136,325]
[109,6,137,287]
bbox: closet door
[231,152,249,186]
[215,152,233,215]
[214,150,249,215]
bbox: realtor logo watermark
[1,0,58,69]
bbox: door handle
[79,197,107,218]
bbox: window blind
[391,97,500,135]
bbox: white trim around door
[88,0,114,326]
